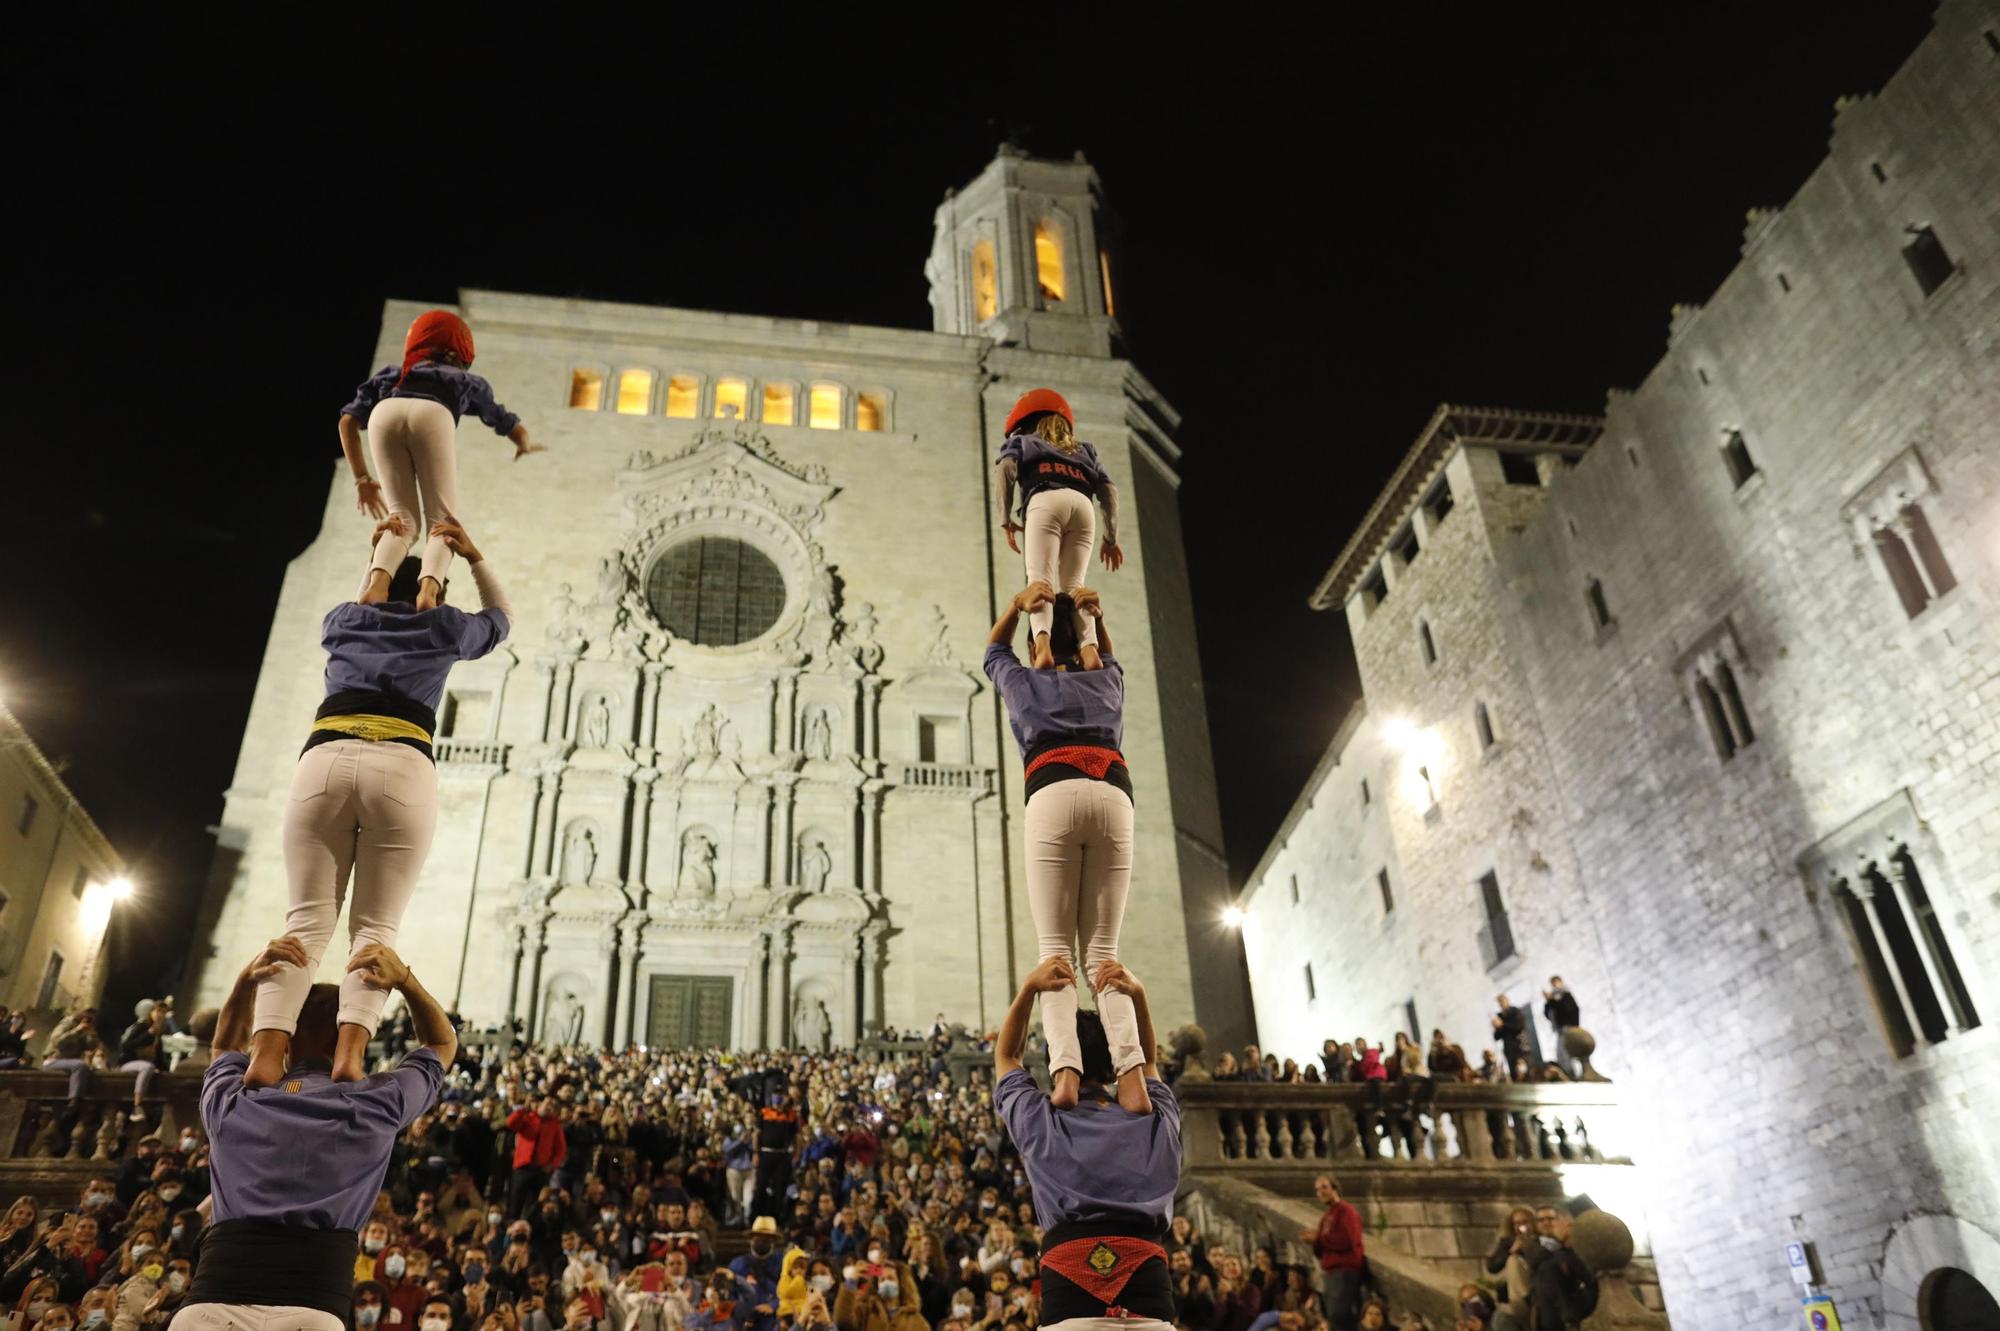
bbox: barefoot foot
[1050,1067,1081,1109]
[243,1049,288,1090]
[331,1023,371,1082]
[1116,1066,1153,1114]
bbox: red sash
[1025,745,1126,782]
[1038,1236,1166,1315]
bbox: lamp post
[75,876,135,1005]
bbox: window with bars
[1830,845,1980,1057]
[645,538,789,647]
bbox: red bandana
[1025,745,1125,782]
[1038,1236,1165,1314]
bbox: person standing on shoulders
[170,937,454,1331]
[1300,1176,1363,1331]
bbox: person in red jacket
[1300,1175,1364,1331]
[505,1097,568,1221]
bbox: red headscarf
[398,310,475,386]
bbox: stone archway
[1881,1214,2000,1331]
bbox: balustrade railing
[900,763,993,794]
[1179,1078,1631,1169]
[436,738,509,767]
[0,1071,202,1167]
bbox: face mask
[180,1135,198,1151]
[26,1302,52,1320]
[365,1238,386,1254]
[867,1248,882,1264]
[84,1193,111,1210]
[158,1187,182,1202]
[1011,1259,1030,1277]
[384,1257,408,1278]
[750,1238,773,1256]
[488,1212,504,1227]
[169,1273,188,1293]
[132,1243,155,1259]
[466,1263,487,1284]
[600,1210,618,1225]
[579,1251,597,1266]
[980,1199,996,1211]
[809,1276,834,1294]
[83,1313,108,1330]
[1539,1235,1561,1252]
[511,1235,529,1247]
[171,1226,185,1244]
[423,1320,451,1331]
[952,1302,974,1317]
[876,1282,898,1302]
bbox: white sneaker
[128,1108,146,1122]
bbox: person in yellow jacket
[776,1248,811,1320]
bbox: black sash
[185,1220,358,1320]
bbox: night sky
[1,7,1935,1018]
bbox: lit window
[1034,221,1065,303]
[616,370,653,416]
[972,239,998,322]
[665,375,700,419]
[809,383,843,431]
[856,392,886,432]
[568,368,604,411]
[762,383,795,426]
[1099,250,1115,315]
[713,378,749,422]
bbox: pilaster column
[778,928,795,1047]
[614,917,645,1049]
[629,770,659,898]
[863,679,885,761]
[775,671,799,754]
[640,663,666,750]
[522,912,551,1039]
[753,931,772,1050]
[535,661,559,743]
[505,922,527,1027]
[860,924,883,1036]
[774,776,797,887]
[860,782,885,898]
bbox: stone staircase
[1175,1080,1669,1328]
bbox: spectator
[1426,1032,1466,1083]
[1212,1256,1262,1331]
[1540,981,1580,1079]
[0,1012,34,1069]
[1318,1041,1347,1084]
[1524,1208,1595,1331]
[114,1003,169,1124]
[1238,1047,1269,1084]
[507,1099,569,1221]
[1300,1176,1363,1331]
[1356,1300,1388,1330]
[1,1198,41,1270]
[40,1009,101,1102]
[1490,998,1529,1077]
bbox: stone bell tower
[925,146,1122,358]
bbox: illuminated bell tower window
[616,370,653,416]
[568,368,604,411]
[809,383,844,430]
[665,374,701,419]
[856,392,886,432]
[1099,250,1115,315]
[1034,221,1065,303]
[762,383,795,426]
[713,377,749,422]
[972,238,998,322]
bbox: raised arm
[995,956,1075,1079]
[988,582,1055,647]
[431,518,515,630]
[348,944,459,1069]
[213,937,311,1054]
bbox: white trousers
[1043,1319,1174,1331]
[168,1304,343,1331]
[1024,489,1099,649]
[254,739,438,1037]
[1025,779,1140,1076]
[365,396,461,589]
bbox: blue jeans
[42,1057,91,1099]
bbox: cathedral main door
[647,975,734,1049]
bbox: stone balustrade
[1179,1077,1632,1170]
[0,1070,204,1210]
[899,763,993,794]
[435,737,510,768]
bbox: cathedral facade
[1237,8,1998,1328]
[182,149,1237,1051]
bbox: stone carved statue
[800,837,833,894]
[803,707,833,760]
[542,988,585,1047]
[680,830,717,898]
[547,582,582,644]
[582,695,612,749]
[927,607,958,668]
[808,999,832,1052]
[690,706,724,758]
[847,602,884,672]
[561,824,598,886]
[595,556,626,606]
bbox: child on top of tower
[994,389,1123,670]
[338,309,544,611]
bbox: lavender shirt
[998,432,1113,508]
[343,363,520,436]
[201,1049,443,1230]
[322,600,508,712]
[982,645,1125,761]
[993,1067,1180,1231]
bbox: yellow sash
[311,714,433,745]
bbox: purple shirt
[322,601,508,711]
[998,432,1113,513]
[200,1049,443,1230]
[992,1067,1180,1231]
[982,644,1125,761]
[343,363,520,437]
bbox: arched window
[665,374,701,419]
[568,369,604,411]
[615,370,653,416]
[712,377,748,422]
[762,382,795,426]
[972,239,998,322]
[1034,220,1065,303]
[1099,250,1115,315]
[856,392,887,432]
[809,383,843,430]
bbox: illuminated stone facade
[183,149,1238,1052]
[1239,8,2000,1329]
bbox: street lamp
[1221,905,1245,928]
